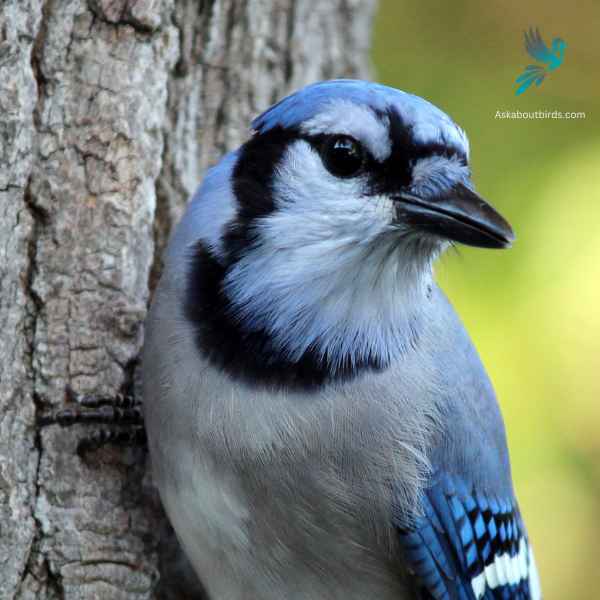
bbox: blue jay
[142,80,541,600]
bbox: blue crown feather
[250,80,468,155]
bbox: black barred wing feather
[396,475,541,600]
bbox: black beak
[393,183,515,249]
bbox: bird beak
[393,183,515,249]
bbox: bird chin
[386,228,447,270]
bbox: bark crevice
[19,7,62,595]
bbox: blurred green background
[372,1,600,598]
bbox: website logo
[515,28,566,96]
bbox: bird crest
[515,27,566,96]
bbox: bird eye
[320,136,364,178]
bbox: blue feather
[395,474,540,599]
[251,79,461,141]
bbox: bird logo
[515,27,567,96]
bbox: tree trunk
[0,0,376,598]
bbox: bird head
[247,80,513,252]
[552,37,567,55]
[182,80,514,380]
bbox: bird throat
[184,238,431,390]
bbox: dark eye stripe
[301,110,467,197]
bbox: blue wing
[515,65,546,96]
[395,474,542,599]
[524,28,553,64]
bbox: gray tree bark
[0,0,376,598]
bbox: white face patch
[223,140,437,369]
[300,99,392,162]
[410,155,471,199]
[270,139,395,245]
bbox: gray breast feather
[143,274,507,599]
